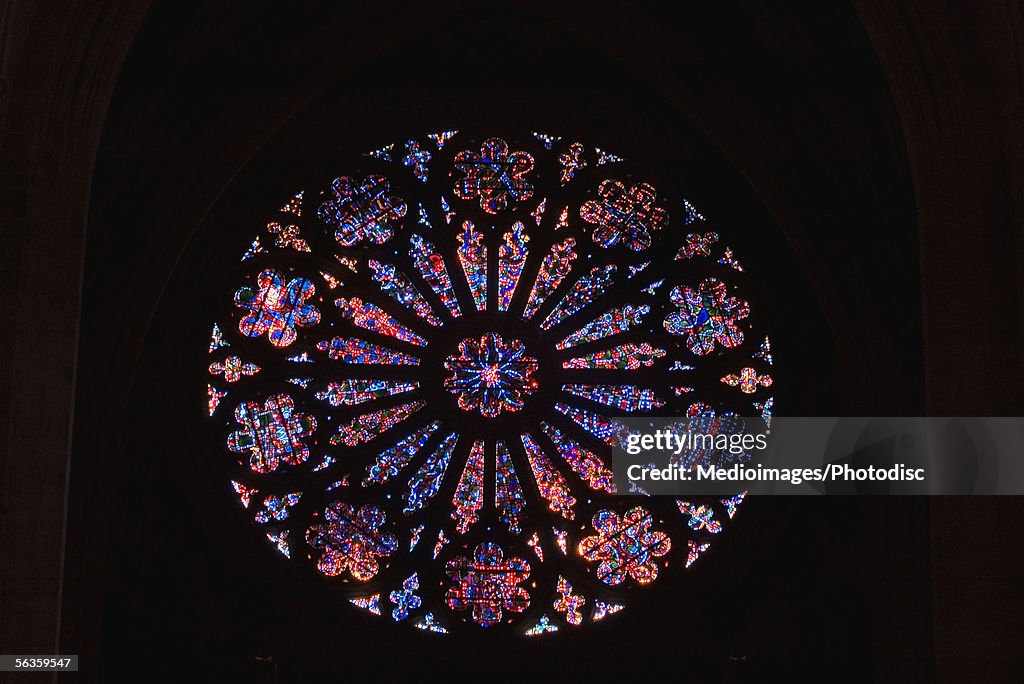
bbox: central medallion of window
[444,333,539,418]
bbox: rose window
[205,130,776,635]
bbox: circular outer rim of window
[204,129,775,636]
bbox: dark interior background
[3,0,1023,681]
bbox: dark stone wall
[0,0,150,669]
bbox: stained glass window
[206,130,774,635]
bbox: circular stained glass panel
[205,129,775,635]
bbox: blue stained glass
[403,432,458,514]
[364,421,441,486]
[495,441,527,534]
